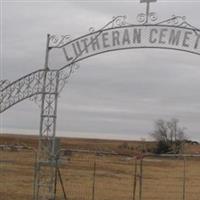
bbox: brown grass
[0,134,200,200]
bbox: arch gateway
[0,0,200,199]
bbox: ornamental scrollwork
[157,15,200,36]
[89,27,95,33]
[0,80,10,91]
[49,34,72,48]
[157,15,186,26]
[88,15,129,34]
[112,15,129,28]
[137,13,146,23]
[0,70,45,113]
[58,62,80,94]
[149,12,158,22]
[137,12,158,24]
[0,64,81,112]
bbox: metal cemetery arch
[0,1,200,199]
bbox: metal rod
[139,158,143,200]
[133,158,138,200]
[92,159,96,200]
[146,2,150,23]
[32,151,37,200]
[38,33,51,153]
[51,71,60,156]
[58,168,68,200]
[44,34,50,70]
[183,156,186,200]
[54,163,58,200]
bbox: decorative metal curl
[168,15,186,26]
[149,12,158,22]
[137,13,146,23]
[30,70,59,107]
[58,62,80,94]
[157,15,200,35]
[89,27,95,33]
[29,94,42,107]
[49,35,72,48]
[137,12,158,24]
[157,15,186,26]
[112,16,128,28]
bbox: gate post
[33,34,60,200]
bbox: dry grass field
[0,134,200,200]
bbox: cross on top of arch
[140,0,157,23]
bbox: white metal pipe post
[34,34,60,200]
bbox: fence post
[33,150,37,200]
[54,163,58,199]
[183,156,186,200]
[133,158,138,200]
[139,157,143,200]
[92,159,96,200]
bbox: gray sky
[1,0,200,141]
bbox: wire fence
[56,152,200,200]
[0,148,200,200]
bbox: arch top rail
[48,15,200,72]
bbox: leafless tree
[151,118,187,153]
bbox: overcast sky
[1,0,200,141]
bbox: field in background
[1,134,200,154]
[0,134,200,200]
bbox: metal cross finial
[140,0,157,23]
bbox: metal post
[146,2,150,23]
[133,158,138,200]
[38,33,51,162]
[33,34,51,200]
[139,158,143,200]
[58,168,68,200]
[92,159,96,200]
[34,34,60,200]
[44,34,50,70]
[51,71,60,156]
[33,150,37,200]
[54,164,58,200]
[183,156,186,200]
